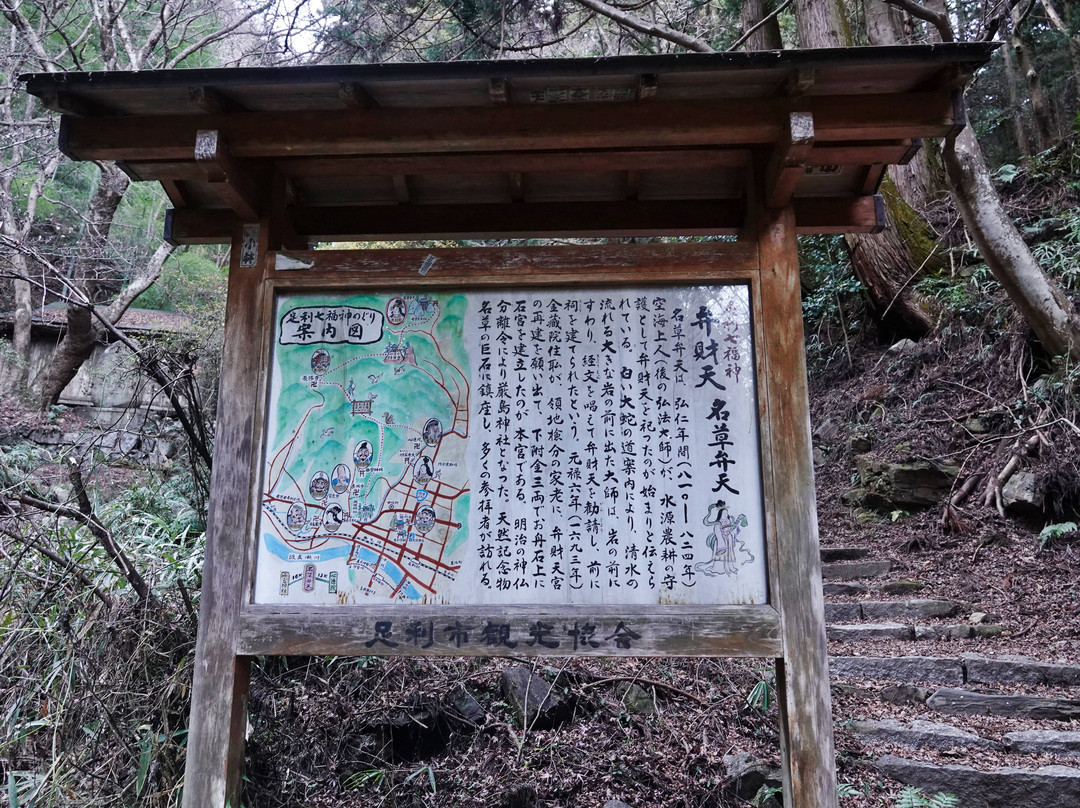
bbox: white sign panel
[254,286,767,607]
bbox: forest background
[1,1,1079,806]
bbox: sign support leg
[757,205,838,808]
[181,223,266,808]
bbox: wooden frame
[184,231,835,808]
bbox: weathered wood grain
[180,223,266,808]
[237,604,782,658]
[757,205,838,808]
[269,242,760,281]
[61,93,959,162]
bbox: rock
[879,684,931,705]
[823,582,869,596]
[1002,471,1044,516]
[887,338,918,355]
[847,718,1001,751]
[118,432,141,454]
[821,560,893,580]
[827,623,913,642]
[500,667,572,730]
[813,446,827,465]
[813,417,841,444]
[723,752,782,802]
[875,754,1080,808]
[829,656,964,685]
[446,686,485,724]
[849,435,872,453]
[825,602,862,622]
[970,611,987,624]
[819,547,870,562]
[914,624,974,640]
[855,458,959,510]
[604,801,634,808]
[1003,730,1080,758]
[973,625,1004,638]
[861,599,962,621]
[963,655,1080,688]
[28,427,63,445]
[616,683,656,716]
[876,581,925,595]
[926,688,1080,721]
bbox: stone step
[845,718,1002,751]
[819,547,870,562]
[830,655,964,685]
[830,655,1080,693]
[823,582,868,597]
[926,687,1080,721]
[828,622,913,642]
[1003,730,1080,758]
[875,754,1080,808]
[821,560,893,581]
[824,599,965,622]
[964,654,1080,688]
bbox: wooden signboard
[187,213,834,807]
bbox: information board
[254,285,767,608]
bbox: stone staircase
[819,545,1080,806]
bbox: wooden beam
[858,163,887,196]
[509,171,524,202]
[59,93,961,162]
[237,604,783,657]
[180,222,265,808]
[489,77,510,104]
[338,81,379,109]
[38,89,106,118]
[899,138,923,165]
[625,169,640,200]
[163,195,885,243]
[757,203,839,808]
[392,174,411,204]
[637,73,659,101]
[194,129,263,221]
[266,241,761,278]
[766,112,814,208]
[188,86,245,114]
[125,148,753,182]
[783,67,815,98]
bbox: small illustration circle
[422,418,442,446]
[414,505,436,534]
[331,464,351,494]
[309,471,330,499]
[286,501,307,532]
[353,440,373,468]
[386,297,407,326]
[311,348,332,376]
[323,504,344,532]
[413,455,433,485]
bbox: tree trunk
[1012,5,1058,151]
[1042,0,1080,105]
[10,264,32,392]
[740,0,783,50]
[795,0,848,48]
[1002,26,1035,156]
[865,0,903,45]
[802,0,942,338]
[35,163,130,410]
[944,125,1080,360]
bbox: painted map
[254,286,768,607]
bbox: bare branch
[569,0,715,52]
[165,1,274,68]
[727,0,794,52]
[0,524,114,607]
[884,0,955,42]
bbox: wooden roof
[21,44,995,245]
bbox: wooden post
[757,204,838,808]
[181,222,266,808]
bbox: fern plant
[893,785,959,808]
